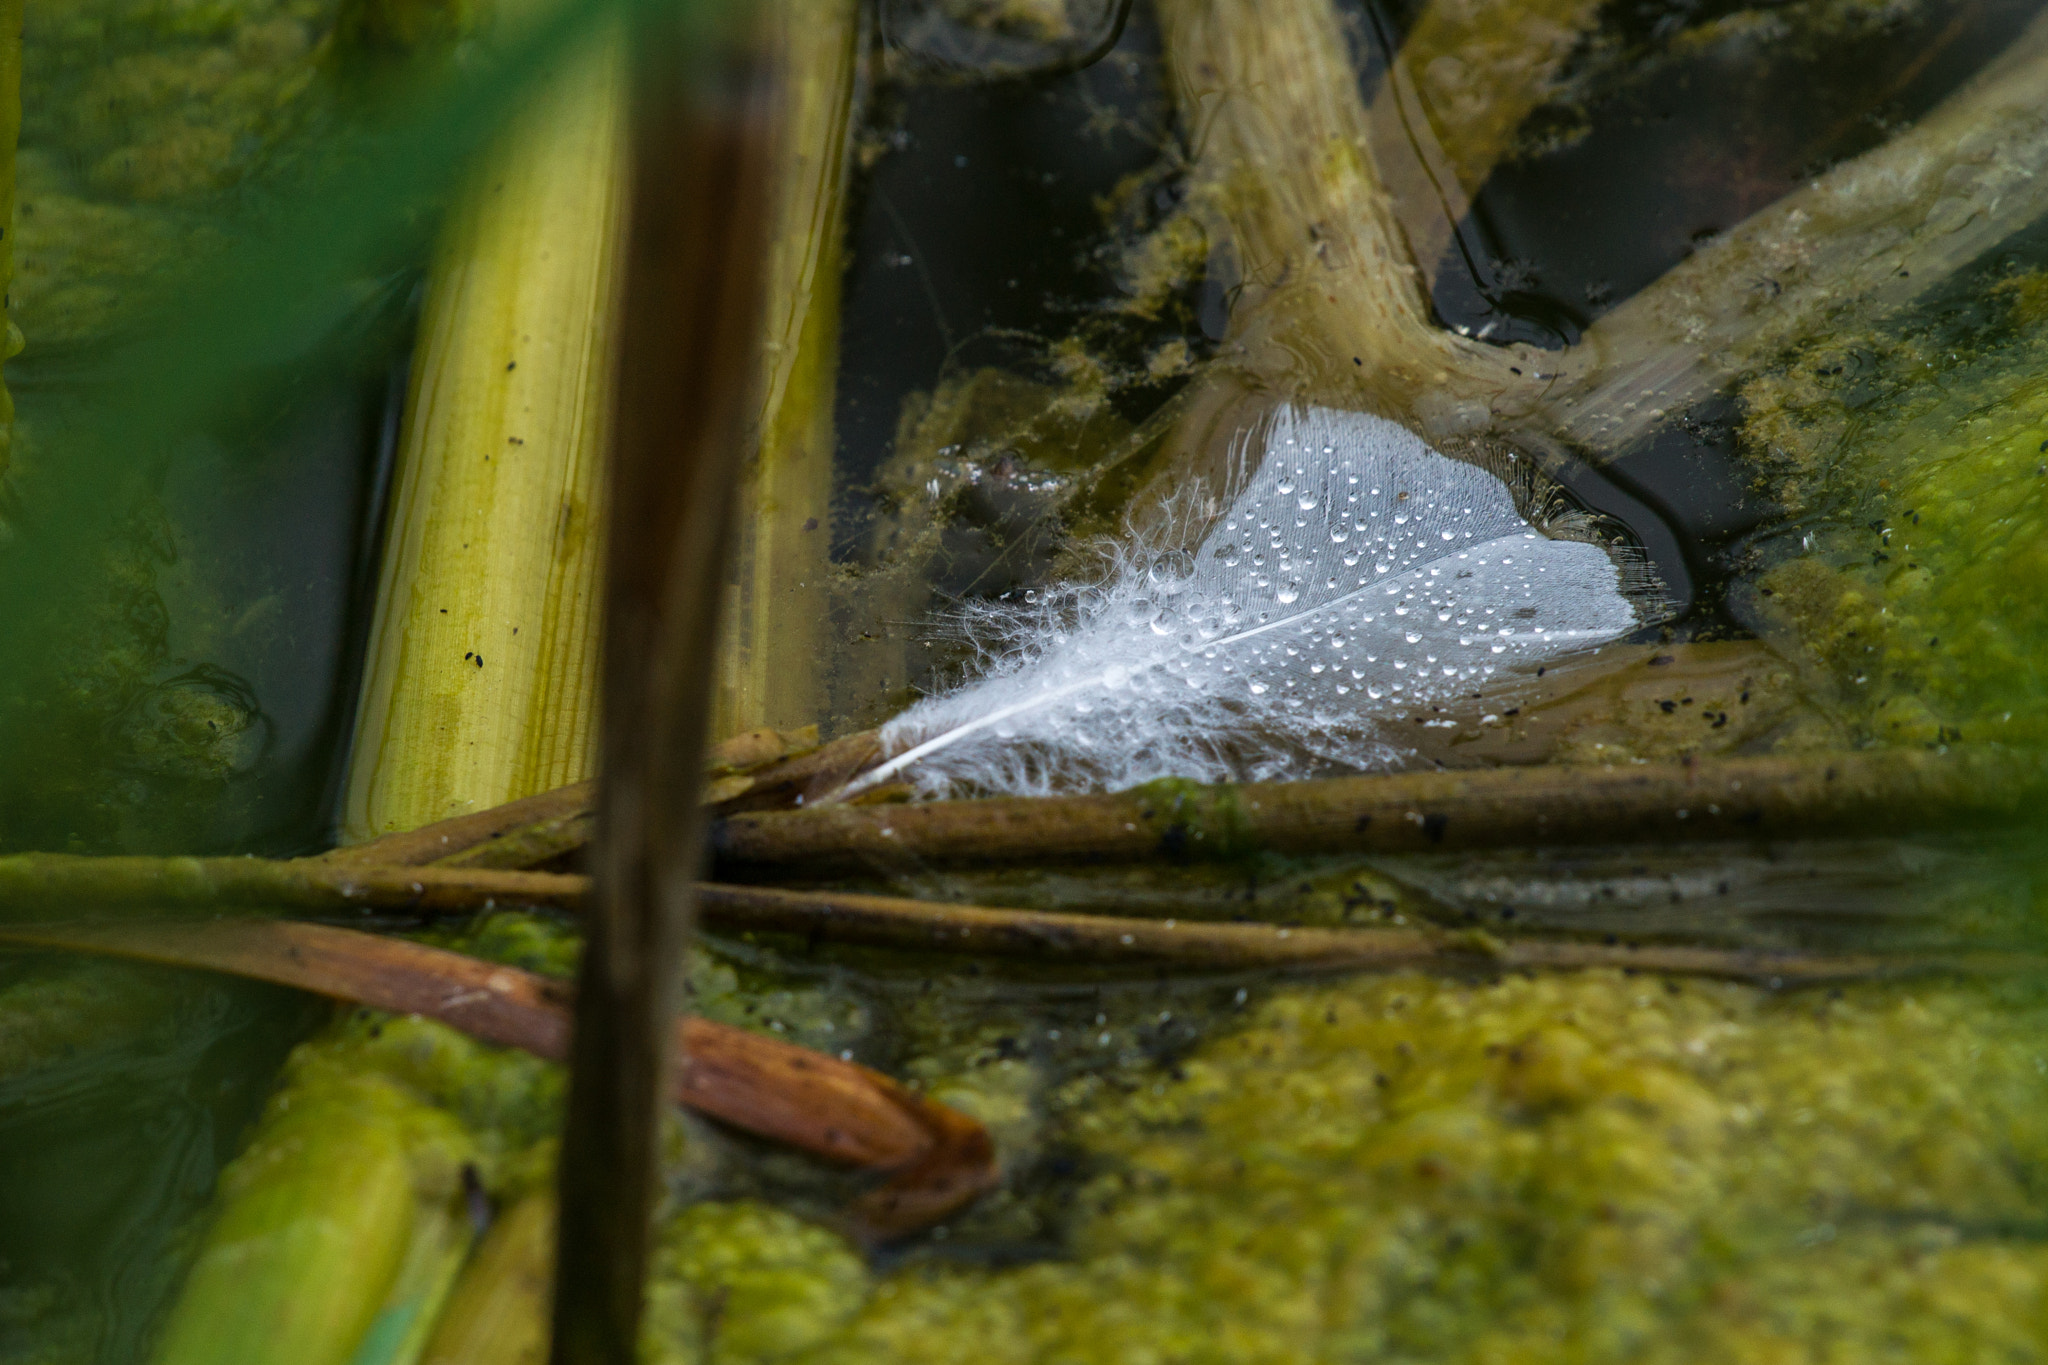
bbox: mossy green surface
[637,969,2048,1364]
[15,0,344,349]
[1738,270,2048,747]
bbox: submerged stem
[713,0,864,738]
[692,883,2036,985]
[1544,7,2048,456]
[1153,0,1532,440]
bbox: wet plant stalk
[147,1056,477,1365]
[713,0,863,737]
[553,1,779,1355]
[720,746,2048,872]
[342,25,627,839]
[419,1193,555,1365]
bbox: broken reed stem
[1543,5,2048,455]
[1162,0,2048,461]
[318,780,595,869]
[314,727,840,873]
[715,746,2048,872]
[0,918,994,1237]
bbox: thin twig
[696,883,2039,984]
[0,860,2003,983]
[0,854,585,919]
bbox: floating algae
[13,0,345,349]
[626,969,2048,1364]
[1738,263,2048,748]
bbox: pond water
[5,0,2048,1360]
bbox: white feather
[843,406,1651,800]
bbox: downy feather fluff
[843,406,1657,801]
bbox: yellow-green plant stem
[154,25,633,1365]
[418,1193,554,1365]
[712,0,863,737]
[150,1068,477,1365]
[347,1201,476,1365]
[342,28,627,839]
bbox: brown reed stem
[717,747,2048,874]
[0,917,994,1238]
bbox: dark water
[0,966,324,1361]
[1437,0,2048,349]
[834,0,2048,657]
[0,275,410,1359]
[832,2,1190,559]
[0,284,410,858]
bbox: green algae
[644,1203,869,1365]
[0,0,438,857]
[627,968,2048,1364]
[14,0,345,350]
[1737,266,2048,747]
[0,958,190,1078]
[0,492,265,854]
[428,909,875,1058]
